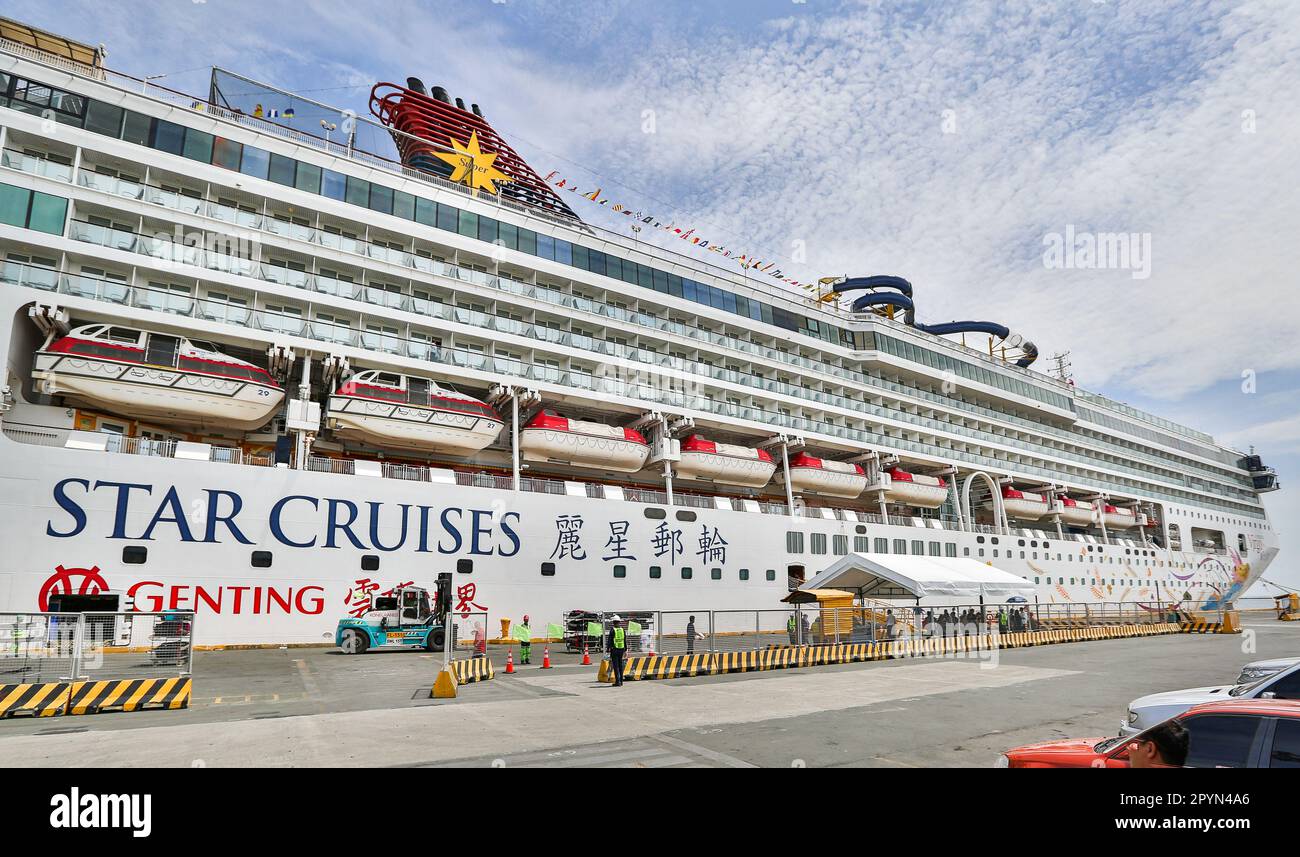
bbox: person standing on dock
[686,615,702,654]
[516,615,532,665]
[607,615,627,686]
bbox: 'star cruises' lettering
[45,478,523,556]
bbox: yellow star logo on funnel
[432,131,512,194]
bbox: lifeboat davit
[1000,486,1051,521]
[776,452,867,499]
[1057,497,1096,527]
[1103,504,1138,529]
[520,411,649,472]
[327,370,502,454]
[674,435,776,488]
[32,323,283,430]
[884,468,948,508]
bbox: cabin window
[855,525,867,535]
[833,535,849,555]
[649,566,662,579]
[540,562,556,577]
[456,559,473,574]
[786,532,804,553]
[711,568,722,580]
[929,541,941,556]
[644,508,667,520]
[766,569,776,581]
[251,551,273,568]
[122,546,147,565]
[361,555,379,572]
[853,536,869,552]
[739,569,750,581]
[810,533,827,555]
[612,565,626,579]
[946,544,958,558]
[675,511,697,522]
[681,567,693,580]
[875,538,889,553]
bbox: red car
[997,699,1300,768]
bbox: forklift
[335,574,452,654]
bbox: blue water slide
[850,292,914,314]
[829,275,914,298]
[829,274,1040,367]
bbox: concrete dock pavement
[1,620,1295,767]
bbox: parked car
[1237,656,1300,686]
[998,699,1300,768]
[1121,660,1300,736]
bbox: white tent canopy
[801,554,1037,600]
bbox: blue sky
[14,0,1299,591]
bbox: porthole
[643,508,667,520]
[457,559,473,574]
[122,546,147,565]
[675,511,697,522]
[361,554,379,572]
[251,551,273,568]
[541,562,556,577]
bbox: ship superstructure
[0,22,1280,644]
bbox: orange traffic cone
[505,649,515,674]
[541,646,552,669]
[581,642,591,666]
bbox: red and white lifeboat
[884,468,948,508]
[776,452,867,499]
[674,435,776,488]
[1103,504,1138,530]
[1057,497,1096,527]
[32,323,283,430]
[1000,486,1051,521]
[328,370,502,454]
[520,411,649,473]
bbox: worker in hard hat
[607,615,627,686]
[516,614,532,665]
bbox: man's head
[689,615,695,622]
[523,614,529,625]
[1128,719,1189,768]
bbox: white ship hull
[0,431,1275,647]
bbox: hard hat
[609,614,622,621]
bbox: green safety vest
[613,627,626,650]
[515,623,531,643]
[787,616,796,632]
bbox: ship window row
[3,249,1265,518]
[0,69,1084,409]
[605,565,774,581]
[790,533,961,558]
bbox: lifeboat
[1057,497,1096,527]
[520,411,649,472]
[1103,504,1138,530]
[776,452,867,499]
[883,468,948,508]
[327,370,502,454]
[32,323,283,430]
[674,435,776,488]
[1000,486,1051,521]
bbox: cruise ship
[0,20,1281,645]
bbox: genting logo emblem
[38,565,109,611]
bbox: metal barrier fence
[1,612,193,686]
[643,601,1194,654]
